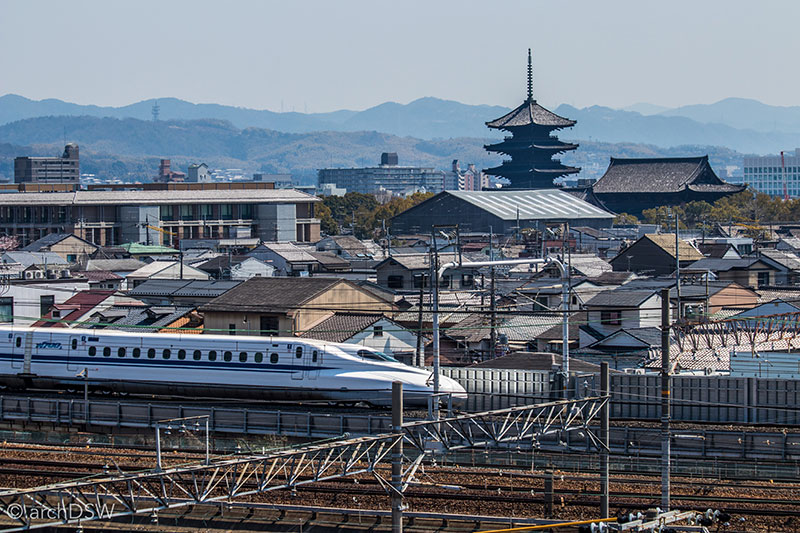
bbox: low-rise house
[309,251,352,274]
[247,242,320,276]
[33,290,126,328]
[697,242,741,259]
[84,258,147,278]
[316,235,373,259]
[609,234,703,275]
[125,260,210,288]
[1,251,70,279]
[301,313,420,361]
[81,270,123,291]
[375,253,479,292]
[0,278,90,326]
[22,233,98,262]
[88,304,200,333]
[119,242,179,260]
[683,257,779,289]
[582,288,662,339]
[127,279,241,306]
[199,277,395,336]
[755,249,800,285]
[197,255,275,280]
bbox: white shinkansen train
[0,326,467,407]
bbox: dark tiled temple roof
[486,99,576,129]
[592,156,746,195]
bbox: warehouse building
[390,189,614,235]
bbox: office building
[14,144,80,187]
[317,153,446,195]
[743,148,800,197]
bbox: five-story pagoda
[484,50,580,189]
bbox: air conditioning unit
[24,271,35,280]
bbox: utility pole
[600,361,609,517]
[489,228,496,360]
[674,214,680,322]
[660,287,671,511]
[415,282,424,367]
[391,382,404,532]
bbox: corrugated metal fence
[442,367,800,425]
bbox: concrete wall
[118,205,160,244]
[256,204,296,242]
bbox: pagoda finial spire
[527,48,533,101]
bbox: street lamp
[155,415,210,472]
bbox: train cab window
[312,350,318,363]
[295,346,303,359]
[15,337,21,348]
[147,348,156,359]
[270,352,279,364]
[71,339,77,350]
[357,349,398,363]
[178,349,186,360]
[239,351,247,362]
[103,347,111,357]
[209,350,217,361]
[193,350,201,361]
[133,348,140,358]
[117,347,125,358]
[88,346,96,356]
[223,351,232,362]
[162,349,171,359]
[254,352,263,363]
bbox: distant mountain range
[1,94,800,154]
[0,115,750,185]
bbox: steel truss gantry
[0,396,607,532]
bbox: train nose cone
[439,375,468,406]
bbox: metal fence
[442,367,800,425]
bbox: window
[40,295,54,318]
[373,325,383,337]
[260,316,279,336]
[88,346,96,356]
[71,339,77,350]
[600,310,622,326]
[757,271,770,287]
[117,347,125,358]
[270,352,279,364]
[208,350,217,361]
[0,297,13,323]
[147,348,156,359]
[229,324,236,336]
[239,351,247,362]
[461,274,474,288]
[387,275,404,289]
[412,274,427,289]
[295,346,303,359]
[255,352,263,363]
[224,351,232,362]
[133,348,140,358]
[178,349,186,360]
[312,350,318,363]
[193,350,202,361]
[162,349,171,359]
[103,347,111,357]
[220,204,233,220]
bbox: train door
[291,345,303,381]
[67,336,81,372]
[306,347,321,380]
[10,332,23,370]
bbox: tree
[315,202,338,235]
[613,213,639,226]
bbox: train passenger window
[295,346,303,359]
[239,351,247,362]
[88,346,96,356]
[254,352,263,363]
[133,348,140,358]
[178,349,186,360]
[103,347,111,357]
[270,352,279,364]
[223,351,232,362]
[147,348,156,359]
[162,349,171,359]
[209,350,217,361]
[15,337,20,348]
[71,339,77,350]
[117,347,125,358]
[193,350,201,361]
[312,350,318,363]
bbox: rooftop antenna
[152,100,160,122]
[527,48,533,102]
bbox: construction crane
[139,222,177,246]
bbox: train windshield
[357,349,398,363]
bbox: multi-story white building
[743,148,800,197]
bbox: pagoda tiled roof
[592,156,746,195]
[486,99,576,129]
[485,139,578,153]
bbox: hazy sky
[1,0,797,113]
